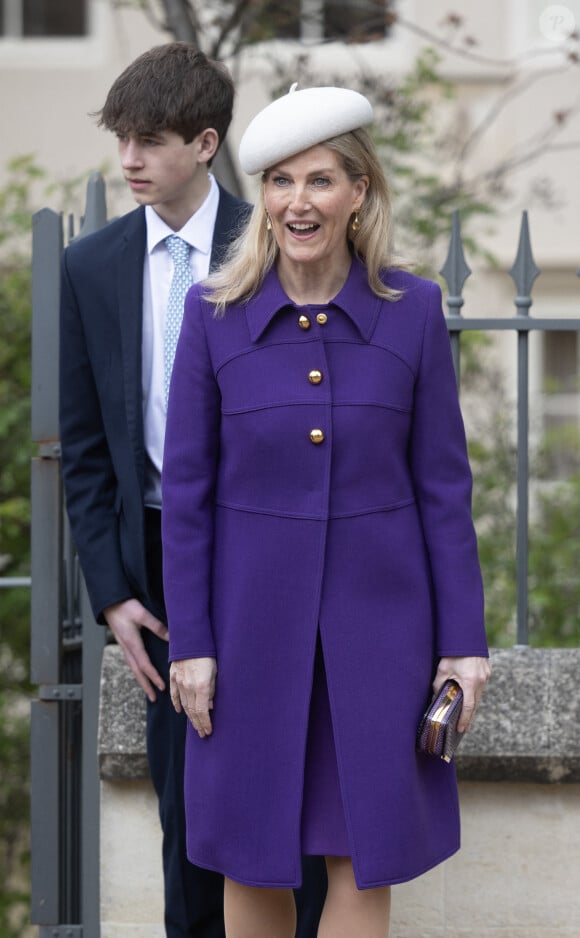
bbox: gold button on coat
[308,369,323,385]
[309,428,325,445]
[316,313,328,325]
[298,315,311,330]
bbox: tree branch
[162,0,200,45]
[395,12,578,70]
[210,0,258,60]
[457,64,576,164]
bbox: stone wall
[98,646,580,937]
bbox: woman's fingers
[434,656,492,733]
[170,658,217,737]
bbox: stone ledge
[98,645,580,783]
[98,644,149,780]
[456,646,580,782]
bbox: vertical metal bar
[509,211,540,646]
[30,457,62,685]
[31,209,63,444]
[73,171,109,936]
[30,700,60,924]
[516,331,530,645]
[440,210,472,385]
[61,480,83,926]
[30,204,66,925]
[62,653,82,924]
[81,585,107,938]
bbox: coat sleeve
[162,287,220,660]
[59,249,134,622]
[409,282,488,658]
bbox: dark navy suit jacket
[60,185,250,623]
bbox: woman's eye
[313,177,330,187]
[272,176,289,187]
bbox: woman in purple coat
[162,85,491,938]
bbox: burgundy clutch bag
[417,679,464,763]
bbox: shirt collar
[145,173,219,256]
[245,255,382,343]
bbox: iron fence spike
[439,210,472,315]
[509,211,540,313]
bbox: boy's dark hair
[97,43,234,152]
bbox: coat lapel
[118,207,147,488]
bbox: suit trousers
[144,508,327,937]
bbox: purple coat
[162,258,487,889]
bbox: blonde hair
[205,127,404,316]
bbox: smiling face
[263,145,368,283]
[117,128,218,229]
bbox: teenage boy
[59,43,326,938]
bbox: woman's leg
[224,877,296,938]
[317,857,390,938]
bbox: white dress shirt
[142,174,220,507]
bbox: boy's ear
[196,128,220,164]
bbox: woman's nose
[289,185,311,212]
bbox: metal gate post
[30,175,108,937]
[30,207,67,927]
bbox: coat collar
[211,185,251,271]
[245,256,382,343]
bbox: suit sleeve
[409,282,488,658]
[59,249,134,621]
[162,288,220,660]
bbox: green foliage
[0,157,40,674]
[528,476,580,646]
[462,341,580,648]
[374,50,472,250]
[367,47,498,270]
[0,156,37,936]
[0,154,93,937]
[0,161,36,584]
[537,421,580,479]
[0,153,94,632]
[448,333,517,645]
[0,688,30,937]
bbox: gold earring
[351,212,361,233]
[266,213,272,231]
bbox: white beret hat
[239,84,374,175]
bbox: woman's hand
[434,656,491,733]
[170,657,217,738]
